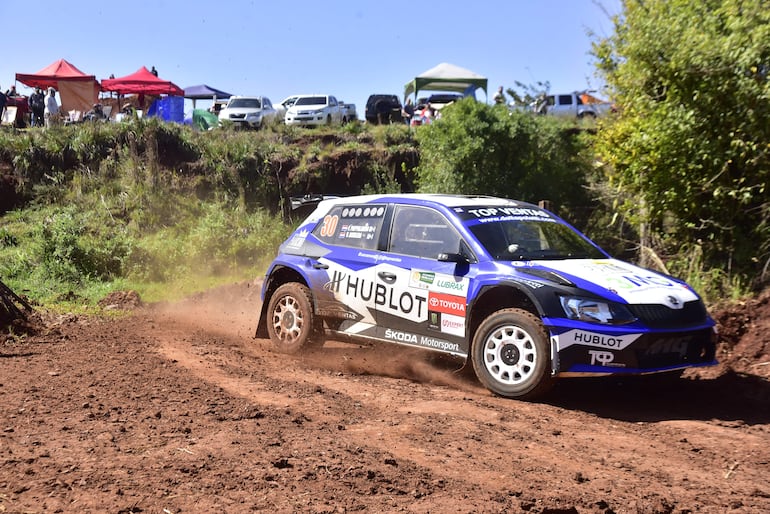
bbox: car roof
[313,193,540,213]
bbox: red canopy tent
[15,59,100,113]
[101,67,183,96]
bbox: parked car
[365,94,402,124]
[255,194,718,400]
[339,101,357,123]
[535,91,614,119]
[415,93,464,112]
[285,95,343,126]
[218,96,278,129]
[275,95,300,120]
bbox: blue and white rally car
[255,194,717,400]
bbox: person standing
[0,87,6,123]
[44,87,59,128]
[401,98,414,125]
[493,85,506,105]
[29,88,45,127]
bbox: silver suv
[218,96,278,129]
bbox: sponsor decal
[410,271,436,289]
[384,329,461,353]
[588,350,615,366]
[511,276,546,289]
[408,270,468,296]
[435,278,467,294]
[338,223,376,241]
[556,329,640,351]
[440,313,465,337]
[285,229,309,250]
[428,311,441,331]
[428,292,466,316]
[645,337,690,357]
[356,252,402,263]
[324,269,427,321]
[466,207,552,219]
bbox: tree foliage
[593,0,770,285]
[414,99,594,221]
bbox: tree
[414,98,594,222]
[593,0,770,287]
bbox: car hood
[220,107,265,116]
[510,258,700,307]
[289,103,326,112]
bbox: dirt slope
[0,282,768,513]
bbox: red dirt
[1,282,768,513]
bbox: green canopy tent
[404,62,488,103]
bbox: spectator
[401,98,414,125]
[29,88,45,127]
[493,85,506,105]
[44,87,59,128]
[5,85,18,97]
[414,102,433,126]
[150,66,158,77]
[0,87,6,122]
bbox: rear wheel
[471,308,554,400]
[266,283,320,354]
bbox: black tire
[471,308,554,400]
[266,283,320,354]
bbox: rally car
[255,194,717,400]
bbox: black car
[365,94,403,124]
[415,93,464,111]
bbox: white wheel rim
[271,295,304,343]
[482,324,537,385]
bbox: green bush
[415,98,595,225]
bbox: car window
[296,96,327,106]
[389,206,462,259]
[312,204,386,250]
[263,98,273,109]
[468,219,605,260]
[229,98,261,109]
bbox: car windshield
[229,98,261,109]
[467,219,606,260]
[296,96,327,106]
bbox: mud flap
[550,336,560,376]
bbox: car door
[373,204,474,357]
[262,97,276,121]
[328,95,341,123]
[307,203,387,338]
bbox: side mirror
[437,252,468,263]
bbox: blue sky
[1,0,621,113]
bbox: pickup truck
[535,91,613,119]
[285,95,344,126]
[339,102,357,123]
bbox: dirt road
[1,282,768,513]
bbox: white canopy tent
[404,62,488,102]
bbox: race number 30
[319,215,339,237]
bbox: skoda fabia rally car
[255,194,717,400]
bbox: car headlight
[559,296,636,325]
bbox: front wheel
[471,308,554,400]
[266,283,320,354]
